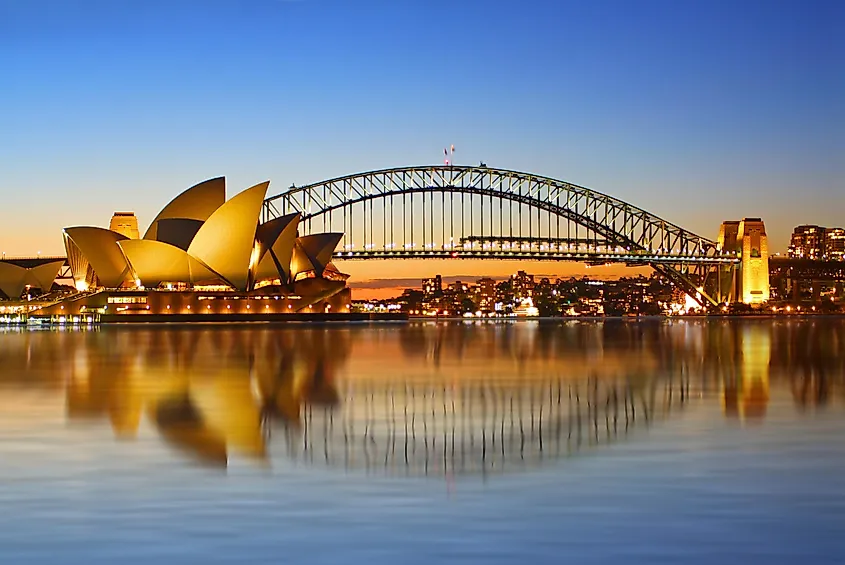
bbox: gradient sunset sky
[2,0,842,294]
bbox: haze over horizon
[3,0,842,283]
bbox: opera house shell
[39,177,350,317]
[0,257,65,300]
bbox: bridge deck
[335,249,740,264]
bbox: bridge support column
[718,218,768,304]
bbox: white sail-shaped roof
[296,233,343,277]
[187,181,269,291]
[25,260,65,291]
[253,213,300,284]
[118,239,219,287]
[0,262,27,298]
[144,177,226,241]
[155,218,205,251]
[63,227,132,288]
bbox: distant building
[476,277,496,311]
[511,270,534,300]
[442,280,472,313]
[824,228,845,261]
[109,212,140,240]
[786,225,845,261]
[447,280,468,294]
[788,225,825,260]
[422,274,442,299]
[398,289,423,314]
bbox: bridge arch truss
[264,165,738,305]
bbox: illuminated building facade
[35,177,351,318]
[511,270,534,300]
[447,280,468,296]
[476,277,496,311]
[824,228,845,261]
[788,225,825,259]
[787,225,845,262]
[422,275,442,299]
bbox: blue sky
[1,0,843,264]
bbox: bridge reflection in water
[0,320,843,473]
[274,374,689,477]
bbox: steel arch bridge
[263,165,739,305]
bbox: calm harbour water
[0,319,843,564]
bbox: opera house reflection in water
[1,320,843,474]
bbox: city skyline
[3,0,843,286]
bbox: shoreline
[3,312,845,328]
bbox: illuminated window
[107,296,147,304]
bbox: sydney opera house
[26,177,351,320]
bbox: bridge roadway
[335,248,740,265]
[0,256,67,268]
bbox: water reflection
[276,374,690,477]
[0,320,843,474]
[58,328,351,468]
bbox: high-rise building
[512,270,534,300]
[824,228,845,261]
[445,280,470,311]
[788,225,824,259]
[422,274,442,299]
[476,277,496,311]
[109,212,140,240]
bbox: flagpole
[449,144,454,183]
